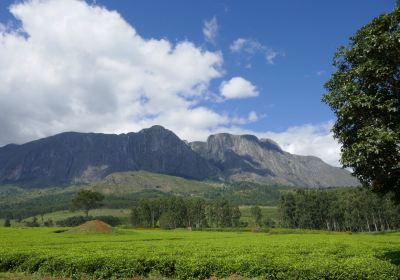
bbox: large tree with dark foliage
[322,5,400,201]
[71,190,104,217]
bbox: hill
[91,170,219,195]
[0,171,285,219]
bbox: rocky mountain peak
[190,132,359,187]
[0,126,359,188]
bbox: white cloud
[0,0,243,146]
[265,50,278,64]
[248,111,258,122]
[231,111,259,125]
[203,16,218,44]
[230,38,247,52]
[219,77,259,99]
[260,122,341,167]
[230,37,280,64]
[0,0,341,168]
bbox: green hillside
[90,170,221,195]
[0,171,287,220]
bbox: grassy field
[0,227,399,279]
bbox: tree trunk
[372,214,378,232]
[366,217,371,232]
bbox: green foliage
[43,219,53,227]
[323,6,400,201]
[280,188,400,231]
[0,191,74,220]
[204,181,283,206]
[130,197,240,229]
[158,212,175,229]
[56,216,88,227]
[3,219,10,227]
[0,177,287,220]
[92,170,219,195]
[0,227,399,279]
[250,206,263,227]
[71,190,104,217]
[24,217,39,228]
[56,215,121,227]
[239,205,279,227]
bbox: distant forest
[280,188,400,232]
[131,197,242,229]
[2,182,400,232]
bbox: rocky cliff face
[189,133,359,187]
[0,126,219,187]
[0,126,359,188]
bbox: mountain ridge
[189,133,359,187]
[0,125,359,188]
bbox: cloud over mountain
[0,0,344,168]
[0,0,228,145]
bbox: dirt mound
[66,219,114,234]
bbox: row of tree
[280,188,400,232]
[130,197,241,229]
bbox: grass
[0,227,399,279]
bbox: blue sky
[0,0,396,166]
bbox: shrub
[4,219,11,227]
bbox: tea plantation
[0,227,399,279]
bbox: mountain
[189,133,359,187]
[0,126,219,187]
[0,125,359,188]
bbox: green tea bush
[0,228,399,279]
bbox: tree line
[280,188,400,232]
[130,197,241,229]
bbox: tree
[250,206,263,227]
[71,190,104,217]
[4,219,11,227]
[322,5,400,201]
[231,206,241,227]
[130,207,141,227]
[159,211,175,229]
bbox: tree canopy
[322,5,400,201]
[71,190,104,217]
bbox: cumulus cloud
[0,0,242,145]
[0,0,341,168]
[230,37,280,65]
[219,77,259,99]
[260,122,341,167]
[203,16,218,44]
[231,111,259,125]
